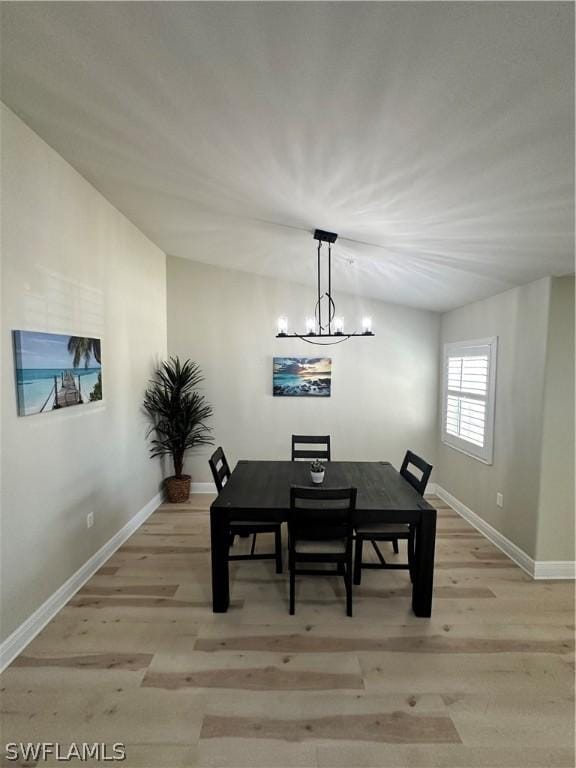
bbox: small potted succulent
[310,459,326,484]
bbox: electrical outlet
[86,512,94,529]
[496,493,503,508]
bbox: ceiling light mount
[276,229,375,345]
[313,228,338,244]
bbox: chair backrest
[289,486,356,542]
[291,435,331,461]
[400,450,433,496]
[209,447,231,493]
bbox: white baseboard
[432,485,534,576]
[533,561,576,580]
[431,485,575,580]
[191,482,216,494]
[0,491,162,672]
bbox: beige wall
[167,256,440,484]
[437,276,575,562]
[0,105,167,642]
[536,276,575,561]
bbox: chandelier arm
[315,295,333,332]
[296,334,351,346]
[327,293,336,324]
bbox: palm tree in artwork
[67,337,101,368]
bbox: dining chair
[353,450,433,585]
[209,447,282,573]
[291,434,331,461]
[288,485,356,616]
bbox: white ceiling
[1,2,574,311]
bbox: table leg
[210,509,230,612]
[412,509,436,617]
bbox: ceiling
[1,2,574,312]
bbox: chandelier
[276,229,375,345]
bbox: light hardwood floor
[1,495,574,767]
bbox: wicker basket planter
[165,475,191,503]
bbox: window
[441,337,497,464]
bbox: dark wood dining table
[210,460,437,617]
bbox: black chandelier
[276,229,375,345]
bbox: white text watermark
[4,743,126,762]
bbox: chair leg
[392,538,399,554]
[289,561,295,616]
[250,533,257,556]
[345,560,353,617]
[275,527,283,574]
[354,535,363,585]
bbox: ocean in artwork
[13,331,102,416]
[273,357,331,397]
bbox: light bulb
[362,316,372,333]
[305,317,316,335]
[334,317,345,334]
[277,316,288,335]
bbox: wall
[436,276,575,563]
[0,105,167,643]
[167,256,440,483]
[536,276,575,561]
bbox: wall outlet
[86,512,94,529]
[496,493,504,508]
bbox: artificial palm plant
[143,357,214,502]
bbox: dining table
[209,460,437,617]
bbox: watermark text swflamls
[4,743,126,762]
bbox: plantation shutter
[442,338,497,463]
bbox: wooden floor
[1,494,574,767]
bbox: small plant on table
[310,459,325,484]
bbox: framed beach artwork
[273,357,332,397]
[13,330,102,417]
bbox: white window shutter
[442,338,497,463]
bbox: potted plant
[310,459,326,484]
[143,357,214,503]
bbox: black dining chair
[288,486,356,616]
[209,447,282,573]
[353,450,433,585]
[291,435,331,461]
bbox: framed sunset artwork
[273,357,332,397]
